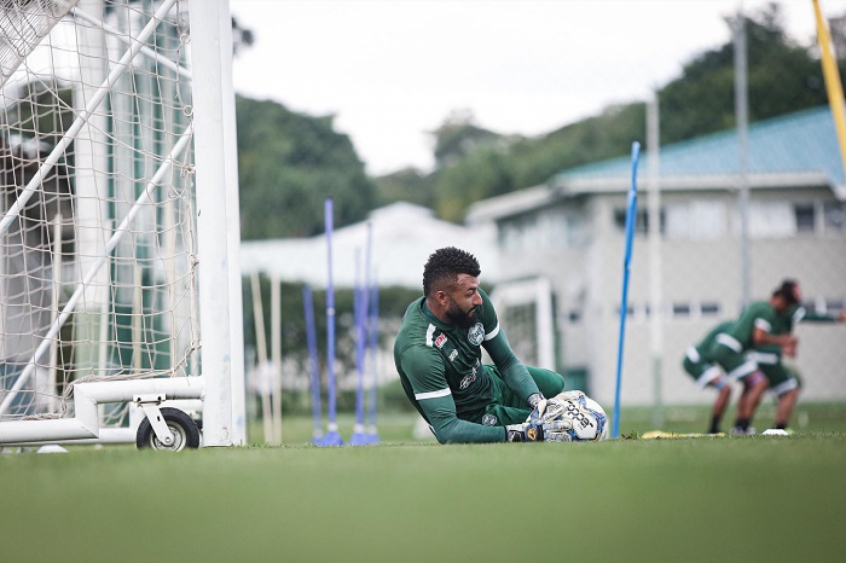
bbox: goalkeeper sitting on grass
[393,246,597,444]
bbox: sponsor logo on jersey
[459,370,477,390]
[482,414,498,426]
[448,349,458,362]
[467,322,485,346]
[434,333,447,349]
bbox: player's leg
[481,365,566,424]
[768,364,802,430]
[733,371,768,434]
[710,344,764,434]
[524,365,567,398]
[683,352,730,433]
[709,380,732,434]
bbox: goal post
[0,0,244,448]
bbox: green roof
[553,106,845,188]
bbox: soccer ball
[543,391,609,442]
[577,394,609,442]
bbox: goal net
[0,0,240,444]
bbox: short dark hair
[423,247,481,297]
[773,279,799,305]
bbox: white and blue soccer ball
[577,394,609,442]
[555,391,609,442]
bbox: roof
[240,202,500,288]
[468,106,846,224]
[554,106,845,195]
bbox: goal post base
[0,377,204,446]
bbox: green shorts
[708,340,757,381]
[682,347,725,388]
[479,365,567,426]
[746,351,802,397]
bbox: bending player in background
[393,247,605,443]
[742,280,846,432]
[701,281,800,435]
[682,320,735,434]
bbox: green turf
[2,405,846,562]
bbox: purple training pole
[349,250,368,445]
[317,197,343,446]
[303,285,323,441]
[366,275,380,443]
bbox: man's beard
[445,299,478,329]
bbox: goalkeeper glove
[527,393,545,410]
[505,423,545,442]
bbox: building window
[748,201,795,238]
[824,202,846,233]
[613,208,663,235]
[615,304,634,317]
[793,203,816,233]
[700,302,721,316]
[666,200,726,240]
[672,303,692,318]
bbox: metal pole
[734,11,751,309]
[647,92,664,429]
[191,0,235,446]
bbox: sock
[709,416,721,434]
[776,423,787,430]
[734,418,749,431]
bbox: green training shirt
[393,288,540,444]
[722,301,778,351]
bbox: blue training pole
[350,245,369,445]
[319,197,343,446]
[611,141,641,439]
[366,276,380,444]
[303,285,323,442]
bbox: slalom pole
[366,272,381,444]
[611,141,641,439]
[350,246,369,445]
[318,197,344,446]
[303,284,323,442]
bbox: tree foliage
[236,96,377,239]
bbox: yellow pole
[814,0,846,177]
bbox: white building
[467,106,846,406]
[241,201,500,289]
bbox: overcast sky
[229,0,846,175]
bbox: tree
[236,96,377,239]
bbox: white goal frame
[0,0,245,448]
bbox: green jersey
[721,301,778,352]
[694,321,735,356]
[393,288,540,444]
[772,304,839,335]
[755,305,839,360]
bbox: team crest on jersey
[434,333,447,349]
[448,349,458,362]
[482,414,498,426]
[467,323,485,347]
[459,370,477,390]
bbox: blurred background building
[467,106,846,405]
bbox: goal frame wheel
[136,407,200,451]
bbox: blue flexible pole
[612,141,641,439]
[319,197,343,446]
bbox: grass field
[3,404,846,563]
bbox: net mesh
[0,0,197,423]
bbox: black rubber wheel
[136,407,200,451]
